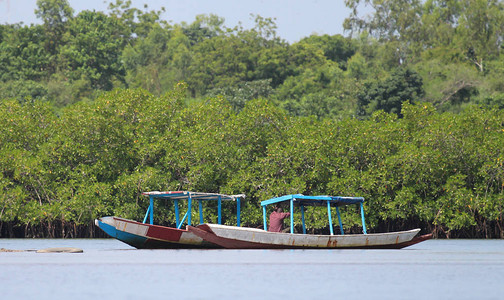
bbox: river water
[0,238,503,300]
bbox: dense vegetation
[1,0,503,238]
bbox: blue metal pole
[336,206,344,235]
[142,205,150,224]
[301,205,306,234]
[199,200,203,224]
[149,196,154,225]
[177,211,189,229]
[174,200,180,228]
[218,196,222,224]
[187,193,192,226]
[360,202,367,234]
[290,198,294,233]
[263,205,267,231]
[327,201,334,235]
[236,198,241,227]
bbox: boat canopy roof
[142,191,245,228]
[142,191,245,201]
[261,194,367,235]
[261,194,364,208]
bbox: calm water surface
[0,239,503,300]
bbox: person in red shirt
[268,206,291,232]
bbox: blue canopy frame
[141,191,244,229]
[261,194,367,235]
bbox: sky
[0,0,356,43]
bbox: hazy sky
[0,0,355,43]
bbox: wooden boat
[95,191,244,249]
[188,194,432,249]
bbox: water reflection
[1,239,503,299]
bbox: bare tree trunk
[8,222,14,238]
[61,220,65,238]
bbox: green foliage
[35,0,74,54]
[187,35,251,96]
[414,60,480,113]
[205,79,274,112]
[59,10,126,90]
[0,80,48,102]
[1,88,504,237]
[0,0,503,115]
[107,0,167,38]
[456,0,504,72]
[357,68,424,117]
[0,25,50,82]
[35,0,73,31]
[300,34,357,70]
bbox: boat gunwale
[199,223,421,238]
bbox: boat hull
[95,216,220,249]
[187,224,432,249]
